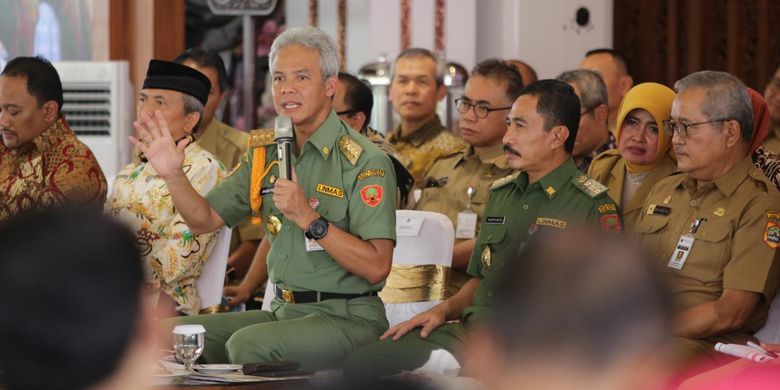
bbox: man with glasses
[344,80,622,384]
[558,69,615,172]
[634,71,780,366]
[386,48,465,185]
[414,59,521,296]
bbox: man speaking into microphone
[133,27,397,370]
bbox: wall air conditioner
[52,61,133,182]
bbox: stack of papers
[714,342,777,364]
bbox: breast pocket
[476,221,508,277]
[634,216,671,261]
[687,222,732,284]
[317,196,349,230]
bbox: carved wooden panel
[614,0,780,90]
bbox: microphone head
[274,115,293,140]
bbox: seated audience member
[415,59,521,295]
[0,56,107,220]
[175,48,263,278]
[557,69,616,172]
[107,60,227,315]
[633,71,780,366]
[748,87,780,190]
[588,83,677,229]
[466,230,673,390]
[580,48,634,134]
[335,72,414,207]
[386,48,465,185]
[343,80,622,384]
[0,208,156,390]
[761,65,780,154]
[505,59,538,86]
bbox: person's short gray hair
[674,71,753,143]
[269,26,339,80]
[182,93,205,131]
[392,48,444,86]
[557,69,608,112]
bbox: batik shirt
[107,143,226,315]
[0,117,106,220]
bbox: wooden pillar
[109,0,185,94]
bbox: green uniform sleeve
[588,194,624,235]
[205,151,253,228]
[348,153,397,242]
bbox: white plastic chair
[381,210,454,327]
[195,227,232,312]
[755,292,780,343]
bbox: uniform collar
[468,143,509,169]
[679,154,753,197]
[387,115,446,147]
[303,110,343,159]
[516,158,578,199]
[196,119,220,145]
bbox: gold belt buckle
[281,288,295,303]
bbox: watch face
[309,218,328,239]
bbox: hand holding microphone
[272,115,319,229]
[275,115,293,180]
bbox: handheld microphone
[274,115,293,180]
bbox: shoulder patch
[248,128,274,148]
[572,175,608,198]
[490,171,520,191]
[339,134,364,166]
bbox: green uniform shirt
[463,158,623,323]
[206,111,397,294]
[415,144,515,295]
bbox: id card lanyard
[456,186,478,239]
[668,218,707,270]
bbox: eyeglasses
[336,109,360,117]
[455,99,512,119]
[663,118,732,138]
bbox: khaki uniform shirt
[415,144,515,295]
[634,156,780,337]
[206,111,397,293]
[462,159,623,323]
[196,120,263,244]
[588,150,678,230]
[0,117,106,220]
[385,115,465,185]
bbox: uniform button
[487,291,494,297]
[523,204,529,210]
[284,225,291,231]
[322,210,328,216]
[487,235,493,240]
[296,165,302,170]
[281,255,288,260]
[690,200,698,207]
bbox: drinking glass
[172,324,205,370]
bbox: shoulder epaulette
[248,128,274,148]
[490,171,520,191]
[339,134,363,166]
[572,174,608,198]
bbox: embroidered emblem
[339,135,363,166]
[714,207,725,217]
[360,185,384,207]
[598,203,617,213]
[536,217,567,229]
[545,186,556,197]
[358,169,386,181]
[490,172,520,190]
[316,183,345,199]
[764,211,780,249]
[481,245,492,270]
[600,214,622,235]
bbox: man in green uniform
[415,59,522,296]
[385,48,465,185]
[133,27,397,369]
[174,48,264,278]
[634,71,780,365]
[343,80,622,383]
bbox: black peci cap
[142,59,211,105]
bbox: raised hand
[129,110,189,180]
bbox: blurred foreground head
[467,229,673,390]
[0,208,154,390]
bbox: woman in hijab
[588,83,677,230]
[748,87,780,190]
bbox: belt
[274,285,377,304]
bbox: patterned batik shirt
[0,117,107,220]
[107,143,226,315]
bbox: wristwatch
[304,216,329,240]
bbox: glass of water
[172,324,205,370]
